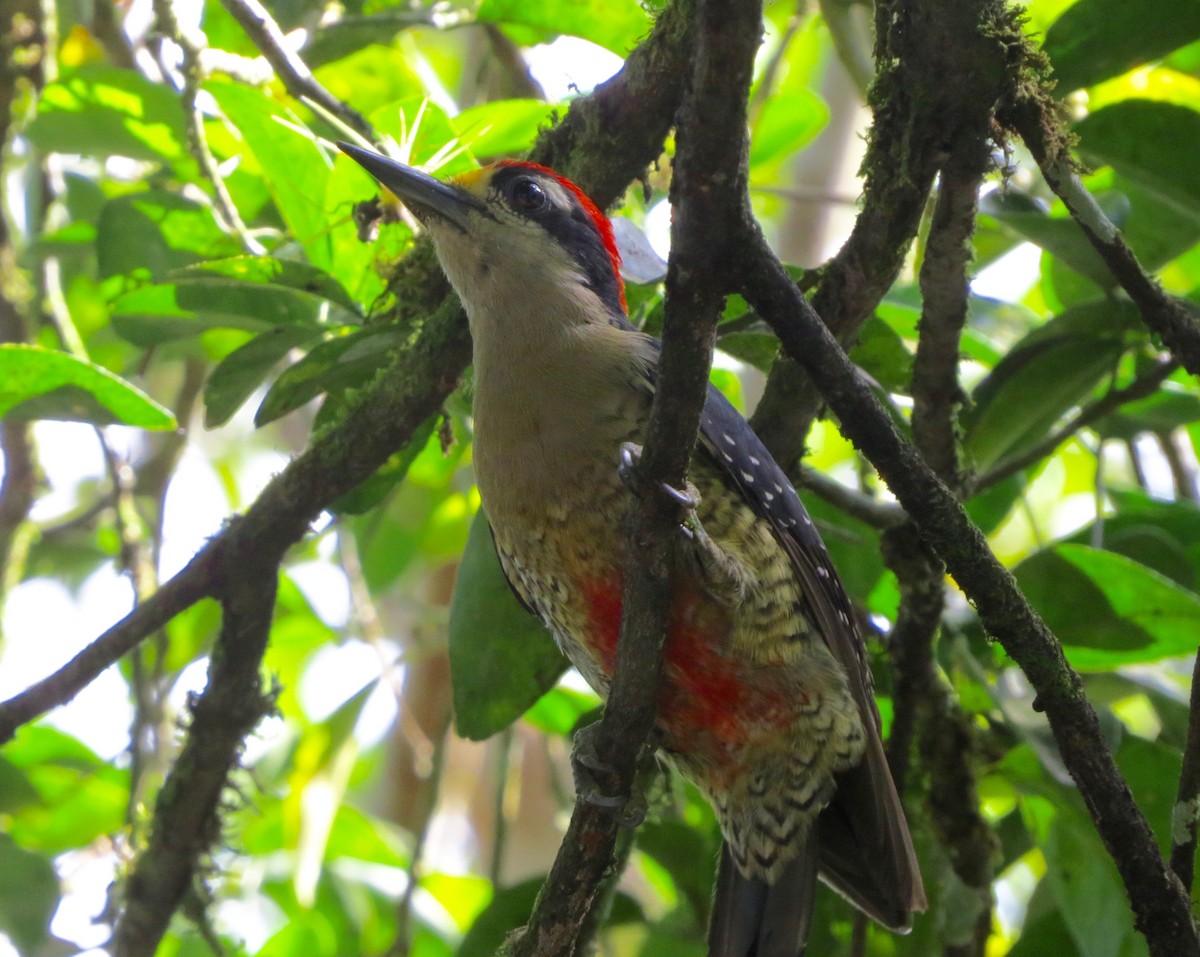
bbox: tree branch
[114,551,279,957]
[509,1,760,953]
[735,226,1199,957]
[1003,94,1200,379]
[751,0,1010,467]
[0,0,697,743]
[217,0,374,138]
[972,358,1180,492]
[912,142,989,486]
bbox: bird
[338,141,926,957]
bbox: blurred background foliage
[1,0,1200,954]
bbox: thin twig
[1171,650,1200,893]
[153,0,265,254]
[1006,100,1200,378]
[972,358,1180,492]
[797,468,906,528]
[217,0,374,139]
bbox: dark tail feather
[708,828,819,957]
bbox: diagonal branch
[218,0,373,138]
[0,0,697,745]
[751,0,1011,467]
[972,358,1180,492]
[114,551,279,957]
[735,226,1199,957]
[1003,95,1200,379]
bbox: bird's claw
[617,442,701,524]
[571,722,648,828]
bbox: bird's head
[339,143,627,335]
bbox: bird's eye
[509,178,548,213]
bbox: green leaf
[1044,0,1200,92]
[96,191,241,280]
[1044,810,1145,957]
[1066,490,1200,590]
[112,281,330,346]
[1094,388,1200,440]
[311,43,422,115]
[449,511,567,740]
[0,344,176,429]
[254,325,406,426]
[1104,175,1200,273]
[637,821,718,924]
[4,727,129,852]
[962,300,1136,471]
[1006,890,1084,957]
[204,326,325,428]
[717,331,779,373]
[26,66,187,162]
[1114,736,1181,855]
[750,88,828,168]
[456,878,541,957]
[1013,544,1200,670]
[1075,101,1200,223]
[172,256,363,316]
[454,99,562,159]
[965,473,1024,536]
[522,686,599,737]
[477,0,652,54]
[207,81,336,270]
[0,759,38,813]
[979,189,1114,288]
[0,835,59,953]
[848,314,914,394]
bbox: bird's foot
[618,442,702,537]
[571,721,649,828]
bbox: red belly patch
[581,576,791,760]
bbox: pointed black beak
[337,142,486,231]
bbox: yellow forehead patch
[450,167,489,194]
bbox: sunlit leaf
[1044,0,1200,92]
[172,257,363,316]
[26,66,187,162]
[112,281,331,346]
[96,191,241,280]
[0,344,176,429]
[207,81,336,270]
[477,0,651,54]
[454,99,561,159]
[963,300,1137,471]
